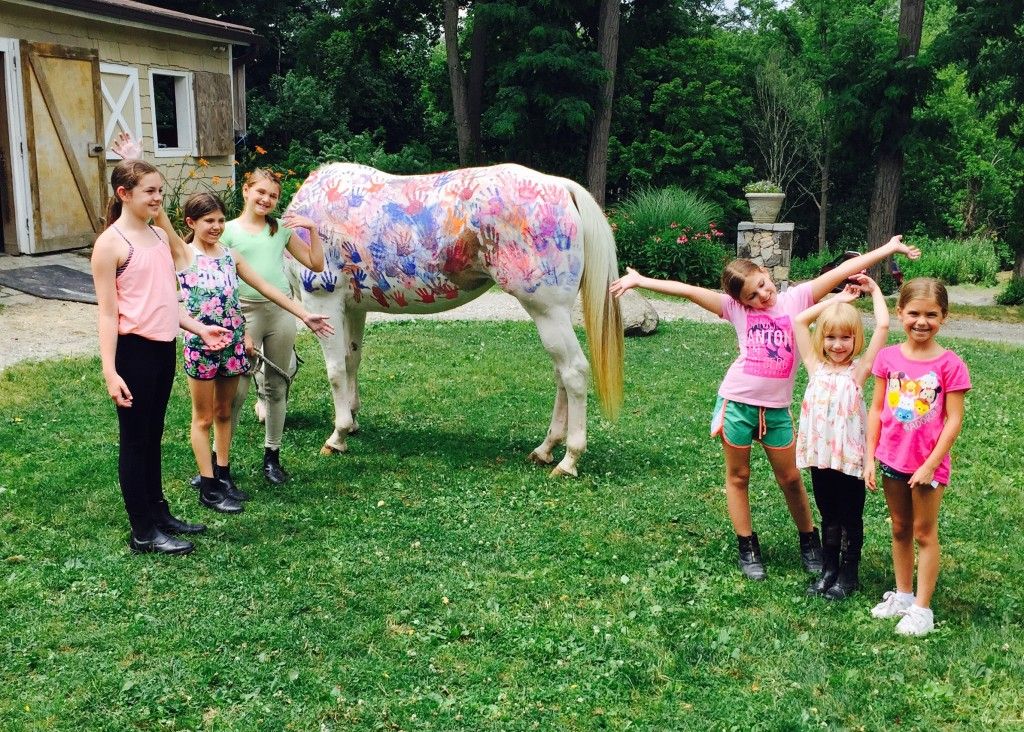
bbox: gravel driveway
[2,254,1021,372]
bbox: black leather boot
[807,524,840,595]
[215,463,250,501]
[737,533,766,581]
[799,527,824,574]
[130,527,194,555]
[199,476,244,514]
[824,527,861,600]
[190,451,215,489]
[263,448,289,485]
[154,499,207,535]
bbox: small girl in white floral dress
[794,274,890,600]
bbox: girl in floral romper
[793,273,891,599]
[156,193,334,515]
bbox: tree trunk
[866,0,925,257]
[466,9,486,164]
[817,150,830,252]
[444,0,472,166]
[585,0,620,207]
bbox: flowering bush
[611,187,729,287]
[743,179,782,194]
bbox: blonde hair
[898,277,949,315]
[243,168,282,235]
[720,258,766,301]
[812,302,864,364]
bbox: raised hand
[110,131,143,160]
[886,235,921,260]
[848,272,878,294]
[281,213,318,232]
[831,284,861,303]
[609,267,644,298]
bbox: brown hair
[105,159,159,228]
[182,192,227,243]
[897,277,949,315]
[812,302,864,364]
[243,168,281,235]
[720,258,765,301]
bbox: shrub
[996,277,1024,306]
[611,187,728,287]
[787,249,838,282]
[899,236,999,285]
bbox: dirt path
[3,288,1022,373]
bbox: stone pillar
[737,222,794,288]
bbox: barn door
[20,42,105,253]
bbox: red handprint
[415,287,436,304]
[371,286,389,308]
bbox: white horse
[286,162,623,477]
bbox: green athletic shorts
[710,396,795,449]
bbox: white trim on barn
[148,67,196,158]
[99,62,142,161]
[1,36,34,254]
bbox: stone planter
[745,192,785,224]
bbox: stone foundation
[737,222,794,288]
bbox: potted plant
[743,180,785,224]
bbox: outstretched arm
[610,267,723,317]
[852,274,890,386]
[809,235,920,302]
[235,252,335,337]
[179,310,232,350]
[282,214,326,273]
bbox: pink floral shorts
[182,333,250,380]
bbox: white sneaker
[871,591,913,619]
[895,605,934,636]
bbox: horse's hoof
[320,442,348,455]
[348,422,360,435]
[549,464,578,478]
[529,450,554,466]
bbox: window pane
[153,74,178,149]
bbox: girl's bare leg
[882,476,916,595]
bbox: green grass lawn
[1,320,1022,730]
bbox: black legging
[809,467,866,551]
[114,334,176,535]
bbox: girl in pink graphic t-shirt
[865,278,970,637]
[610,236,920,581]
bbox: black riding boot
[824,526,862,600]
[190,451,215,489]
[198,475,244,514]
[215,463,250,501]
[799,527,824,574]
[807,524,841,595]
[737,533,766,581]
[130,527,194,555]
[153,499,207,535]
[263,448,289,485]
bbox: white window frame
[100,63,142,161]
[148,68,196,157]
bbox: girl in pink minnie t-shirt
[865,278,971,637]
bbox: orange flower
[273,171,283,180]
[212,175,221,185]
[198,158,209,167]
[255,145,267,155]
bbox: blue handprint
[342,241,362,264]
[351,268,369,289]
[301,268,318,293]
[320,268,338,293]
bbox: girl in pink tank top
[92,137,232,556]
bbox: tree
[584,0,621,206]
[443,0,473,164]
[865,0,926,251]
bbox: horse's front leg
[303,289,355,455]
[343,309,367,435]
[523,303,589,477]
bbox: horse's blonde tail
[565,179,624,421]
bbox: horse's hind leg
[523,303,589,477]
[529,375,568,466]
